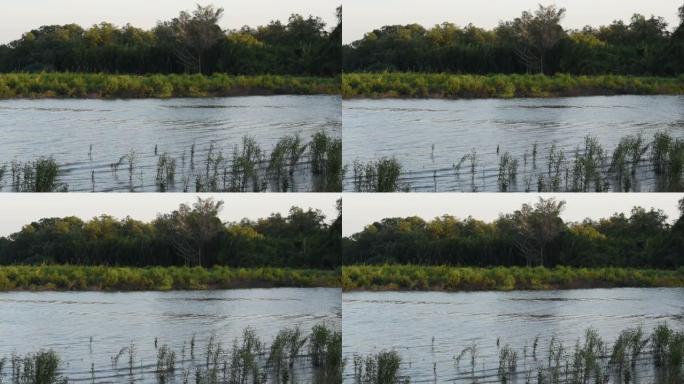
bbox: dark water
[342,288,684,383]
[343,96,684,192]
[0,95,341,192]
[0,288,341,383]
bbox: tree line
[0,4,341,76]
[343,3,684,75]
[343,198,684,269]
[0,198,341,269]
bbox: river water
[343,95,684,192]
[0,288,341,383]
[342,287,684,383]
[0,95,341,192]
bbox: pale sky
[0,193,340,236]
[343,193,684,236]
[344,0,683,43]
[0,0,339,44]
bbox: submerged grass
[341,265,684,291]
[342,73,684,99]
[2,323,341,384]
[346,131,684,192]
[0,73,340,99]
[2,130,342,192]
[0,265,340,291]
[356,324,684,384]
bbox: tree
[163,197,225,267]
[171,4,225,73]
[513,197,566,266]
[514,4,567,73]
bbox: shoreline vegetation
[0,265,340,291]
[0,73,340,99]
[342,265,684,292]
[341,73,684,99]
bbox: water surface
[0,288,341,383]
[343,288,684,382]
[343,96,684,191]
[0,95,341,192]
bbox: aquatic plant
[497,152,519,192]
[156,152,177,192]
[156,345,176,383]
[3,158,66,192]
[352,157,406,192]
[498,344,518,383]
[7,350,64,384]
[353,350,406,384]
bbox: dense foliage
[343,198,684,269]
[344,4,684,76]
[0,198,342,269]
[0,5,341,76]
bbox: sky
[343,0,683,43]
[342,193,684,236]
[0,193,340,236]
[0,0,339,44]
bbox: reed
[351,157,406,192]
[353,350,406,384]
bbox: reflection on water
[342,287,684,382]
[0,288,341,383]
[0,95,341,192]
[343,95,684,192]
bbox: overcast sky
[343,193,684,236]
[0,193,340,236]
[0,0,339,44]
[344,0,683,43]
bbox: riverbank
[0,265,341,291]
[0,73,340,98]
[342,73,684,99]
[342,265,684,291]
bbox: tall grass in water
[3,131,342,192]
[6,350,65,384]
[309,131,343,192]
[1,158,66,192]
[347,131,684,192]
[352,350,407,384]
[2,324,341,384]
[355,324,684,384]
[352,157,406,192]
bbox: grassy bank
[0,73,340,98]
[0,265,340,291]
[342,265,684,291]
[342,73,684,99]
